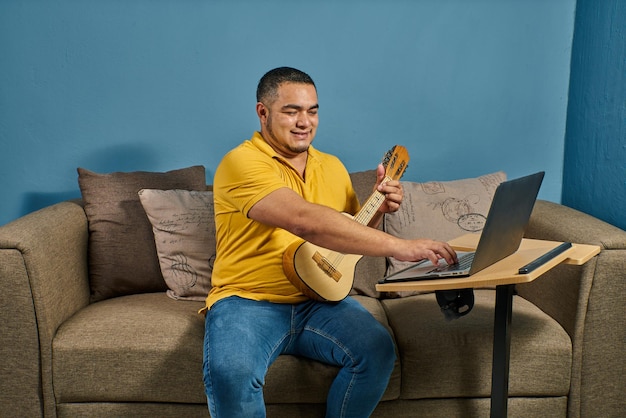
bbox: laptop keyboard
[432,252,475,273]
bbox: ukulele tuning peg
[382,152,392,167]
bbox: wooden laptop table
[376,234,600,418]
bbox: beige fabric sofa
[1,170,624,418]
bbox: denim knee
[368,324,396,374]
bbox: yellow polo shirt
[204,132,360,310]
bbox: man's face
[257,82,319,158]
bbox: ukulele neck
[353,176,392,226]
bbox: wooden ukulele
[282,145,410,302]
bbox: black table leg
[490,284,515,418]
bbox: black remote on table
[518,242,573,274]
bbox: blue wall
[563,0,626,230]
[1,0,577,226]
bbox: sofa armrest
[519,200,626,417]
[521,200,626,332]
[525,200,626,249]
[0,201,90,418]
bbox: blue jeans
[203,296,396,418]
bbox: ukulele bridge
[312,251,342,282]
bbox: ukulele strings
[326,177,391,269]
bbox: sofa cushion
[52,293,207,404]
[384,171,506,278]
[51,294,401,405]
[138,189,215,301]
[77,166,206,302]
[381,289,572,400]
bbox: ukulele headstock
[382,145,410,181]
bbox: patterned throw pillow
[138,189,215,301]
[384,171,506,278]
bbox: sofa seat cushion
[52,294,401,405]
[381,289,572,400]
[52,293,207,404]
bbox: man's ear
[256,102,268,120]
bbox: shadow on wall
[76,143,162,174]
[20,191,83,217]
[19,144,163,219]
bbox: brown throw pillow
[138,189,215,301]
[77,166,206,302]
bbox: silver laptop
[380,171,545,283]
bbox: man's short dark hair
[256,67,316,104]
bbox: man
[203,67,457,417]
